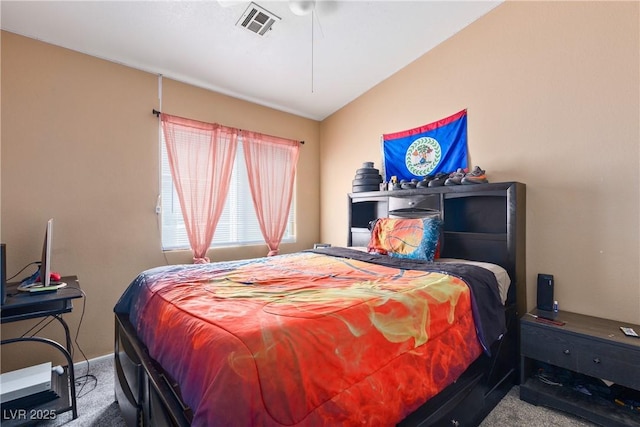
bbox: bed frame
[114,181,526,426]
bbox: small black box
[537,273,554,312]
[1,243,6,305]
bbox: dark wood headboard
[348,182,526,317]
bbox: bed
[114,181,526,426]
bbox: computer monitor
[38,219,53,287]
[15,219,66,293]
[1,243,6,305]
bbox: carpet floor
[39,355,597,426]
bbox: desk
[1,276,82,425]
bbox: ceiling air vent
[237,2,281,36]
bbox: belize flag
[381,109,468,182]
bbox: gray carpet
[40,355,125,427]
[41,355,596,426]
[480,387,596,427]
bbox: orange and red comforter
[115,248,505,426]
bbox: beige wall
[0,32,320,371]
[321,2,640,323]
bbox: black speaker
[537,273,554,312]
[1,243,6,305]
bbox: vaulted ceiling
[1,1,501,120]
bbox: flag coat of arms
[381,109,468,182]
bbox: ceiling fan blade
[289,0,316,16]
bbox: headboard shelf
[443,231,507,241]
[348,181,526,316]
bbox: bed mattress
[114,248,505,426]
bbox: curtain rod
[151,109,304,144]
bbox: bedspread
[115,248,505,426]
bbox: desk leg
[53,314,73,357]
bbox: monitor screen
[14,219,66,293]
[1,243,6,305]
[39,219,53,287]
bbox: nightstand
[520,309,640,427]
[1,276,83,426]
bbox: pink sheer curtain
[161,114,238,263]
[241,132,300,256]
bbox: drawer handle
[563,349,570,355]
[593,357,601,364]
[408,201,416,206]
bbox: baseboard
[73,352,113,372]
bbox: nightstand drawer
[520,322,578,371]
[577,341,640,389]
[522,318,640,390]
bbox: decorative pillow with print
[367,217,441,261]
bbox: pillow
[367,217,441,261]
[437,258,511,304]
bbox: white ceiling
[1,1,501,121]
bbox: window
[160,135,296,250]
